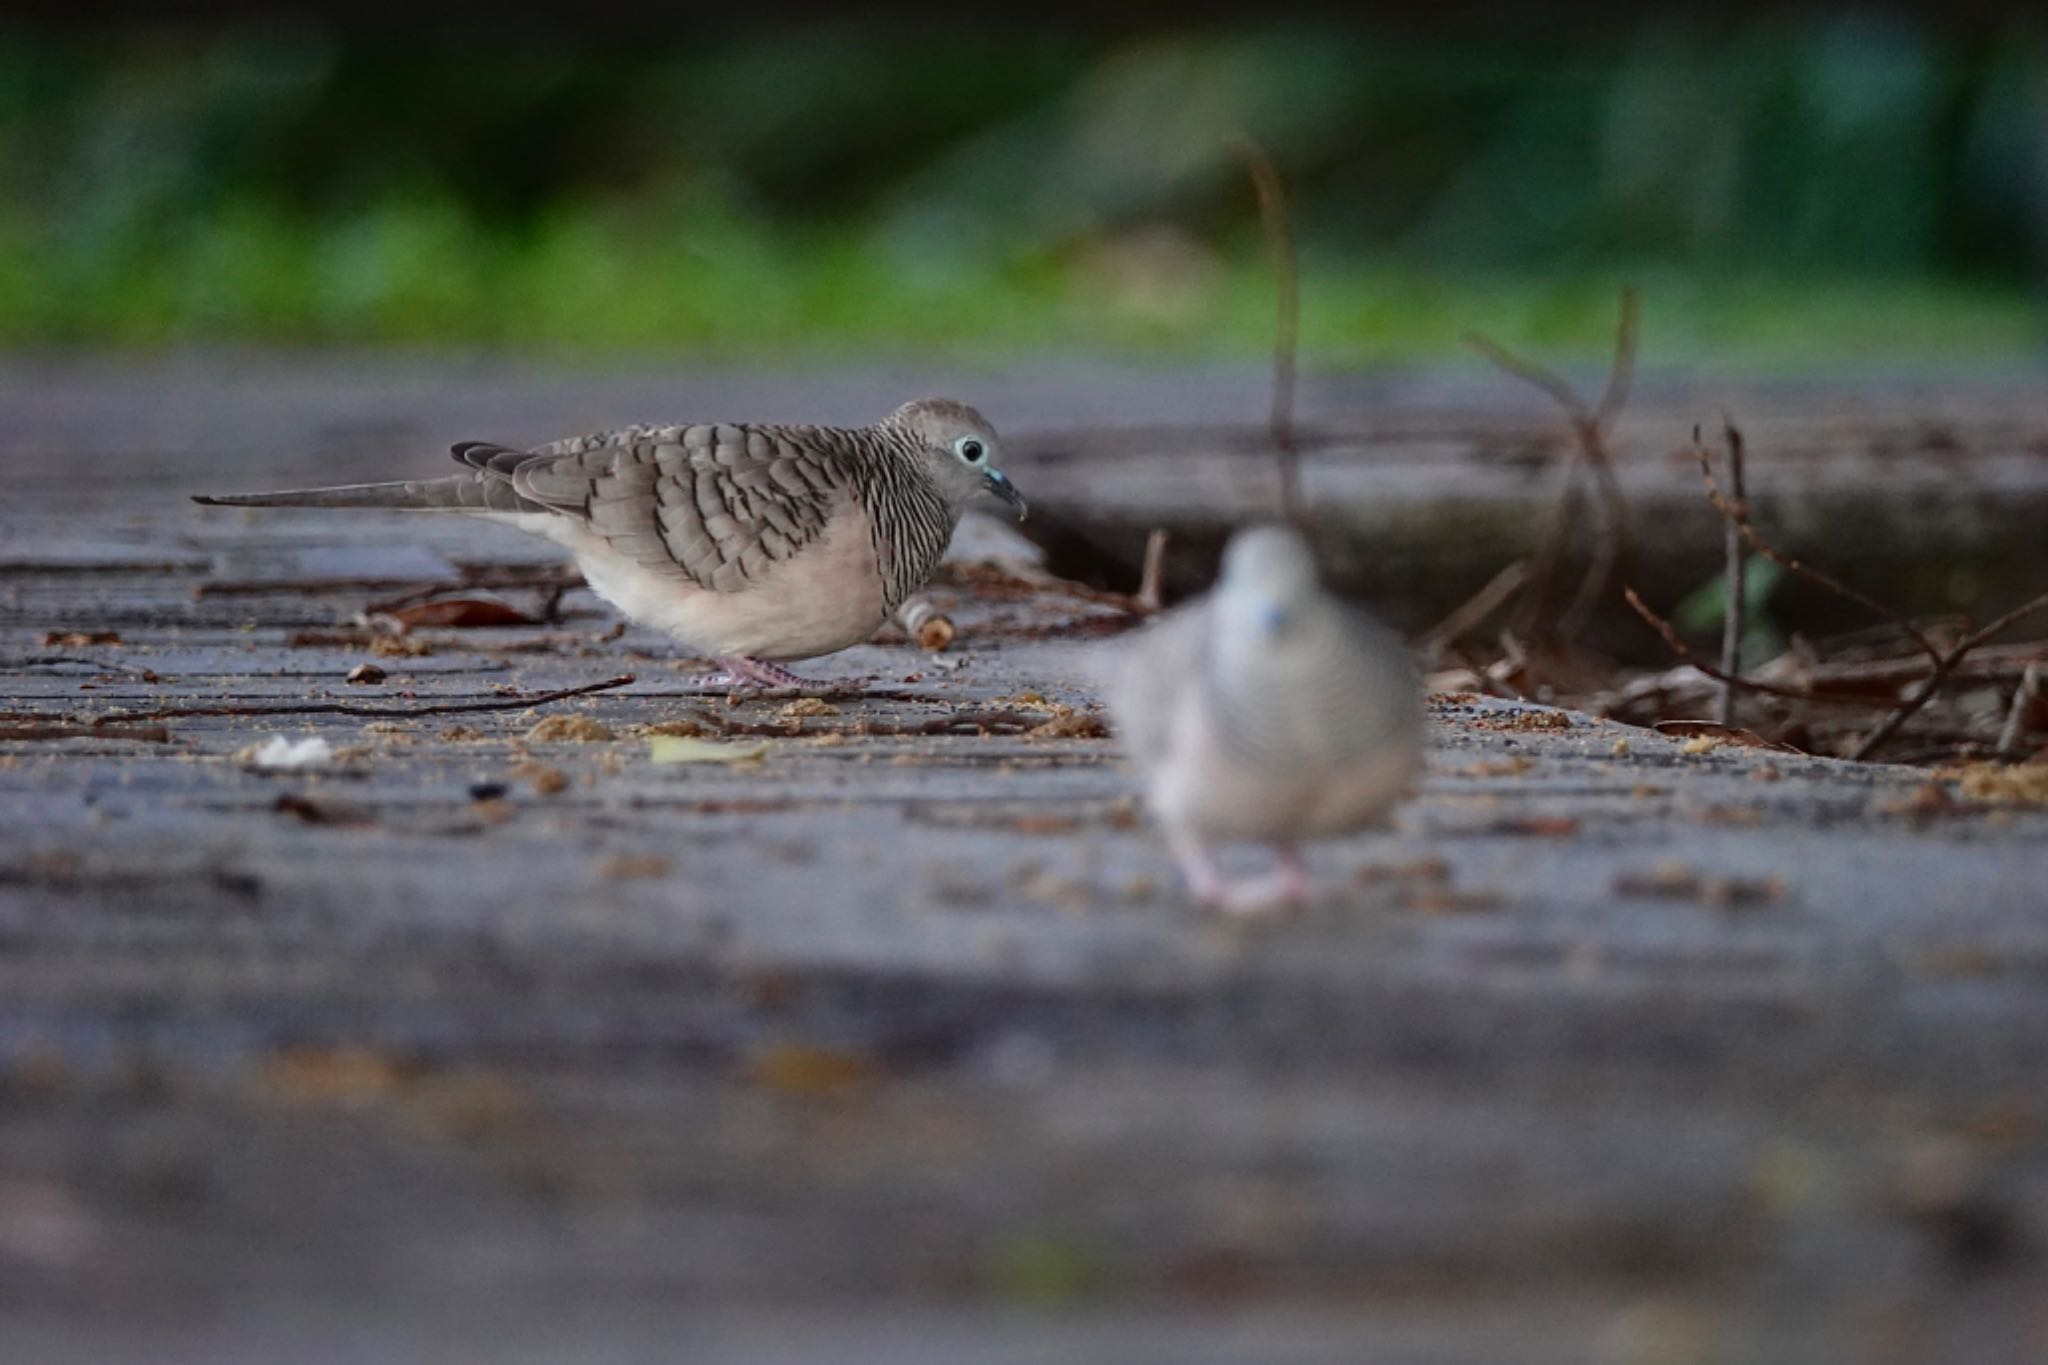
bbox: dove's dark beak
[984,469,1028,521]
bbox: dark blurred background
[3,5,2047,359]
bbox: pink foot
[1173,838,1314,917]
[694,656,821,689]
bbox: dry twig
[83,675,636,726]
[1691,425,1940,665]
[1236,136,1302,524]
[1466,287,1638,639]
[1622,589,1879,707]
[1998,662,2042,756]
[1136,529,1169,613]
[1716,423,1747,727]
[0,724,171,743]
[1420,560,1530,664]
[666,707,1067,740]
[1850,592,2048,761]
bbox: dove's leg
[1255,846,1314,905]
[1173,836,1314,916]
[714,655,811,688]
[1170,835,1231,908]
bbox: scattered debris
[1026,705,1111,740]
[251,1046,411,1109]
[273,792,371,826]
[40,630,120,647]
[513,763,570,796]
[894,594,956,651]
[595,853,670,879]
[1410,887,1506,914]
[1952,760,2048,806]
[345,663,387,685]
[1613,862,1785,908]
[1655,720,1800,752]
[524,714,615,743]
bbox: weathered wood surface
[2,358,2046,1362]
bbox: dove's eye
[954,436,987,464]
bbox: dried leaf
[253,1046,410,1108]
[1655,720,1802,753]
[745,1043,880,1097]
[385,598,536,629]
[649,735,767,764]
[40,630,120,647]
[595,854,670,880]
[1027,705,1110,740]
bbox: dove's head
[1217,524,1320,639]
[888,398,1027,521]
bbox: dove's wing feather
[1105,601,1210,766]
[479,422,849,594]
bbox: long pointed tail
[192,474,534,513]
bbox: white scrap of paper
[245,735,334,769]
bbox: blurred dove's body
[195,398,1025,686]
[1106,524,1425,912]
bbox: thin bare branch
[1136,529,1169,613]
[1716,421,1748,727]
[1997,661,2042,756]
[1851,590,2048,761]
[0,724,171,743]
[1467,287,1637,641]
[1236,135,1302,524]
[1462,334,1589,423]
[1623,588,1889,707]
[663,706,1080,740]
[1593,286,1641,426]
[1692,426,1941,665]
[1420,560,1529,662]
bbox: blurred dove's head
[888,398,1027,521]
[1217,524,1320,638]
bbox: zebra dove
[1103,524,1426,913]
[195,399,1025,687]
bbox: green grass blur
[1,16,2044,360]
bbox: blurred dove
[1105,524,1426,913]
[195,399,1025,687]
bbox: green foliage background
[2,14,2044,358]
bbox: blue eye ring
[954,436,987,463]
